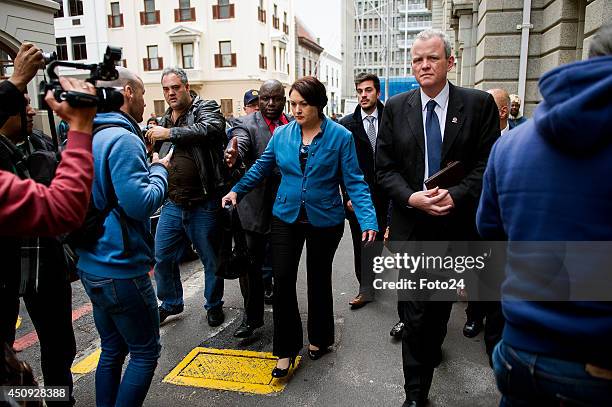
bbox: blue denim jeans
[154,199,224,311]
[79,271,161,407]
[493,340,612,406]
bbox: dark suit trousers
[399,300,453,402]
[346,210,384,300]
[270,217,344,358]
[466,301,504,365]
[238,230,267,326]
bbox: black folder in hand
[424,161,465,189]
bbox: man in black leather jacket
[147,67,229,327]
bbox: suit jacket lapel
[441,83,464,161]
[376,101,384,131]
[405,90,425,157]
[255,112,270,139]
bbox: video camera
[38,45,124,112]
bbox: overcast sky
[294,0,342,58]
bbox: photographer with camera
[0,42,97,236]
[76,66,170,407]
[0,94,79,406]
[1,42,97,405]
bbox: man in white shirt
[339,73,388,310]
[376,29,500,407]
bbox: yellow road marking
[163,347,301,394]
[71,348,101,374]
[15,316,21,330]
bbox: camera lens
[42,51,57,64]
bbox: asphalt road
[15,222,500,406]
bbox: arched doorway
[0,32,19,80]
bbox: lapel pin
[452,117,458,124]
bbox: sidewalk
[65,223,500,406]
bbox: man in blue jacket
[477,22,612,405]
[78,67,170,407]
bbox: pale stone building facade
[0,0,59,128]
[318,50,343,116]
[59,0,296,120]
[433,0,612,116]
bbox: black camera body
[38,45,124,112]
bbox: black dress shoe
[463,320,484,338]
[271,356,296,378]
[233,320,264,338]
[402,400,424,407]
[207,306,225,327]
[307,346,330,360]
[159,306,183,324]
[390,321,404,338]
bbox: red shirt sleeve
[0,130,93,237]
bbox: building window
[213,0,235,19]
[108,2,123,28]
[141,0,160,25]
[68,0,83,16]
[309,60,312,75]
[215,41,236,68]
[144,45,163,71]
[283,12,289,34]
[53,0,64,18]
[259,43,267,69]
[181,43,194,69]
[56,37,68,61]
[154,100,166,117]
[220,99,233,116]
[273,4,279,29]
[0,49,13,80]
[175,0,195,22]
[258,0,266,23]
[273,46,277,70]
[71,36,87,60]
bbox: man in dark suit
[376,29,500,407]
[339,73,388,309]
[225,79,290,338]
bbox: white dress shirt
[361,107,379,137]
[501,122,510,136]
[420,81,450,187]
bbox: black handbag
[216,205,252,280]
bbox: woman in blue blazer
[222,76,378,377]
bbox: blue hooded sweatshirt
[77,111,168,279]
[477,55,612,368]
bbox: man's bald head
[97,66,143,91]
[260,79,284,94]
[97,67,146,123]
[259,80,286,120]
[487,88,510,130]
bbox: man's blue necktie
[425,99,442,177]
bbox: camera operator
[0,42,97,236]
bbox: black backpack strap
[92,124,134,258]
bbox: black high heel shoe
[271,356,296,378]
[307,346,329,360]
